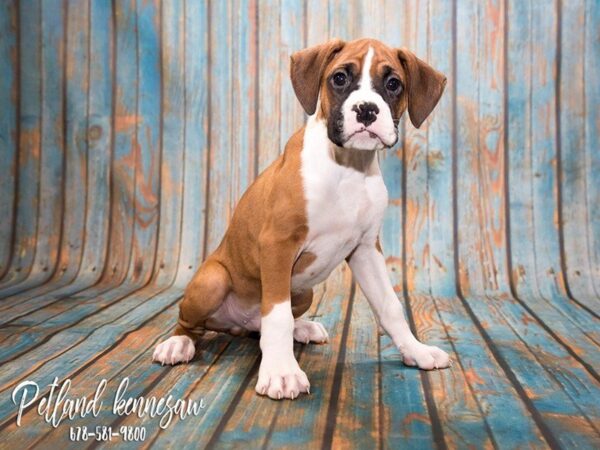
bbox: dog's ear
[290,39,345,115]
[397,48,447,128]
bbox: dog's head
[290,38,446,151]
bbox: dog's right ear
[290,39,345,115]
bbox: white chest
[291,120,388,292]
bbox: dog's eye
[386,77,401,93]
[332,71,348,87]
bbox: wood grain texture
[0,0,18,279]
[0,0,598,448]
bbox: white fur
[346,245,451,369]
[295,113,450,371]
[292,117,388,293]
[152,335,195,365]
[293,318,329,344]
[256,301,310,399]
[341,47,397,149]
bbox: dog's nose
[353,102,379,126]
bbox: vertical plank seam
[151,0,165,285]
[53,0,68,280]
[321,280,356,450]
[175,0,189,283]
[580,1,600,300]
[98,0,117,282]
[552,0,599,318]
[528,0,543,300]
[202,0,213,261]
[79,0,92,279]
[253,0,259,179]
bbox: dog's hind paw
[293,319,329,344]
[152,335,196,365]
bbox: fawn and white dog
[153,38,450,400]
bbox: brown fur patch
[212,127,309,317]
[292,251,317,275]
[291,289,314,318]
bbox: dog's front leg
[347,243,451,370]
[255,233,310,400]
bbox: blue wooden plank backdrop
[0,0,598,448]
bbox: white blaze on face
[341,47,397,150]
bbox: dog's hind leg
[152,259,231,365]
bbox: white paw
[293,319,329,344]
[152,335,195,365]
[401,342,451,370]
[255,357,310,400]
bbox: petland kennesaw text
[11,377,206,429]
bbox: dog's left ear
[397,48,447,128]
[290,38,345,115]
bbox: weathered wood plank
[460,292,600,447]
[507,0,600,372]
[232,0,258,198]
[329,289,380,449]
[427,0,457,299]
[53,0,90,289]
[306,0,328,46]
[404,0,431,297]
[0,299,183,446]
[0,0,18,280]
[106,0,138,284]
[205,0,234,254]
[257,0,281,172]
[425,294,549,448]
[584,0,600,300]
[125,0,161,285]
[0,0,42,289]
[176,0,210,283]
[280,0,306,152]
[77,0,114,281]
[155,0,185,287]
[559,0,600,306]
[379,0,406,290]
[409,294,492,449]
[0,0,108,316]
[0,284,182,426]
[0,0,65,299]
[456,0,510,297]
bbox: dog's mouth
[345,128,382,143]
[343,128,396,148]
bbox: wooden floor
[0,264,598,449]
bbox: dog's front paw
[255,358,310,400]
[293,319,329,344]
[152,335,195,365]
[401,342,451,370]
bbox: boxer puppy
[153,38,450,400]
